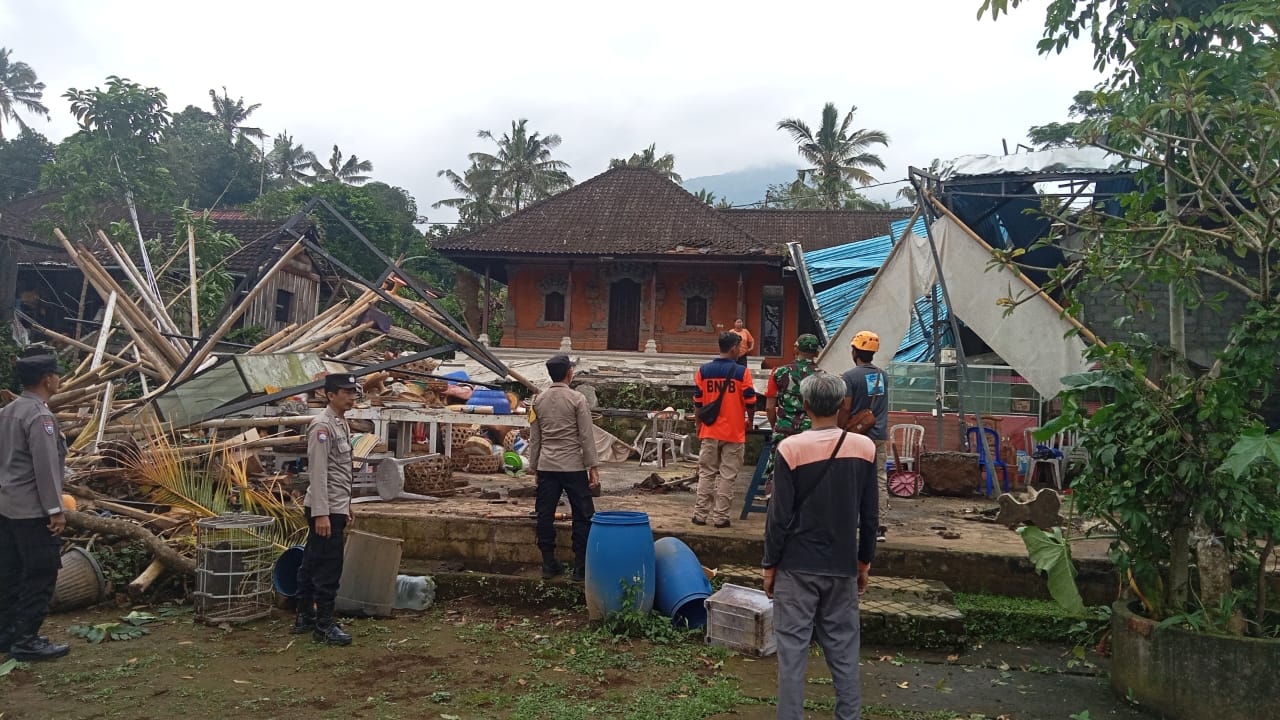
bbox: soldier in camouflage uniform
[763,334,822,481]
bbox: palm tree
[609,143,682,182]
[311,145,373,184]
[693,188,719,206]
[0,48,49,141]
[267,131,317,187]
[469,119,573,211]
[777,102,889,209]
[433,162,509,229]
[208,87,266,145]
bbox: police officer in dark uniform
[0,350,71,661]
[293,372,358,646]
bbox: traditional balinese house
[435,167,909,367]
[0,194,325,338]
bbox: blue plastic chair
[966,426,1010,496]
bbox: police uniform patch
[317,429,329,443]
[42,418,56,436]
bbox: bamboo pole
[278,323,357,353]
[174,242,305,384]
[405,302,539,391]
[249,323,299,353]
[91,291,118,370]
[187,222,200,337]
[21,317,161,379]
[97,231,185,342]
[334,333,388,360]
[312,321,375,354]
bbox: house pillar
[479,264,491,346]
[561,263,573,352]
[645,265,658,354]
[736,269,745,321]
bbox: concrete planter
[1111,600,1280,719]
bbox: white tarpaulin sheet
[818,216,1092,397]
[944,147,1135,178]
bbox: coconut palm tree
[433,162,509,229]
[0,48,49,141]
[208,87,266,145]
[469,119,572,211]
[777,102,889,209]
[609,143,682,182]
[311,145,373,185]
[267,131,317,187]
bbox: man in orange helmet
[840,330,890,542]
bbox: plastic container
[392,575,437,610]
[443,370,471,384]
[468,389,512,414]
[584,511,656,620]
[336,530,403,617]
[49,547,107,612]
[653,537,713,628]
[272,545,306,597]
[705,583,776,656]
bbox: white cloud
[1,0,1101,221]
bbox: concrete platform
[353,460,1119,604]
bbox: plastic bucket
[49,547,107,612]
[272,545,305,596]
[584,511,656,620]
[653,537,713,628]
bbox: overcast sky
[2,0,1102,219]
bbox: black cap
[324,373,359,391]
[16,354,59,376]
[545,354,575,373]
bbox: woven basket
[450,425,480,446]
[449,453,472,472]
[465,454,503,474]
[403,454,452,494]
[503,429,521,451]
[425,378,449,395]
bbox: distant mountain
[681,164,799,207]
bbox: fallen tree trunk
[65,510,196,575]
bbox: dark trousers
[736,355,749,367]
[534,470,595,559]
[0,514,62,639]
[296,511,347,621]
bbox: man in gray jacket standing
[0,350,71,661]
[529,354,599,581]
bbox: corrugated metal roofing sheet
[802,216,947,362]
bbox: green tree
[41,76,174,233]
[207,87,266,145]
[247,181,420,280]
[433,162,509,229]
[311,144,373,185]
[469,119,573,211]
[609,143,682,182]
[984,0,1280,631]
[267,131,317,188]
[0,127,55,202]
[766,169,888,210]
[162,105,263,208]
[0,47,49,141]
[1026,90,1109,149]
[776,102,889,209]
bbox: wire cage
[194,513,277,624]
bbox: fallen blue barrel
[653,537,713,628]
[272,545,306,596]
[584,511,656,620]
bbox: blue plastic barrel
[584,511,656,620]
[653,537,713,628]
[468,389,512,414]
[272,545,305,596]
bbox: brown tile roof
[434,167,775,258]
[721,208,914,252]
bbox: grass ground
[1,599,1147,720]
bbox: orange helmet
[851,330,880,352]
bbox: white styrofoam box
[705,583,775,657]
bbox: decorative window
[684,296,707,328]
[544,291,565,323]
[274,289,294,323]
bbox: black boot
[571,557,586,583]
[7,635,70,662]
[312,619,352,646]
[291,602,316,635]
[541,550,564,580]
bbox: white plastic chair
[1024,427,1067,490]
[888,424,926,471]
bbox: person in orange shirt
[730,318,755,367]
[691,332,756,528]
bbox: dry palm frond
[120,419,305,550]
